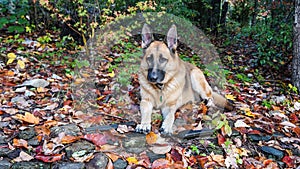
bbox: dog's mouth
[154,83,164,90]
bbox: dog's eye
[146,54,153,63]
[159,55,168,63]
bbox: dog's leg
[136,100,153,134]
[160,105,177,134]
[190,68,214,106]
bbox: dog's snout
[147,68,165,83]
[148,69,158,82]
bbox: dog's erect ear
[167,24,177,51]
[142,24,153,49]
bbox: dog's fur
[135,24,233,134]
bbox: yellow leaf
[225,94,236,101]
[288,84,293,89]
[126,157,138,164]
[17,60,25,69]
[74,78,85,84]
[7,52,16,59]
[108,71,115,78]
[7,59,14,64]
[7,53,16,65]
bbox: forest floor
[0,29,300,169]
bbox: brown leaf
[217,133,225,146]
[152,158,169,169]
[35,153,64,163]
[105,152,120,162]
[106,158,114,169]
[13,138,28,149]
[83,133,107,147]
[146,131,157,145]
[282,156,294,168]
[293,127,300,137]
[61,135,81,144]
[14,112,39,124]
[35,125,51,136]
[13,151,34,162]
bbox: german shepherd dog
[136,24,233,134]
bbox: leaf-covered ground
[0,30,300,169]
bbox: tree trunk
[293,0,300,91]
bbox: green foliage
[190,145,200,155]
[262,99,275,109]
[0,0,30,33]
[236,73,252,83]
[37,33,52,44]
[110,41,141,88]
[214,114,232,136]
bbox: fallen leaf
[13,138,28,149]
[7,52,16,64]
[5,70,15,76]
[225,94,236,101]
[19,79,49,88]
[61,135,81,144]
[217,133,225,146]
[149,145,172,154]
[282,155,294,168]
[35,153,64,163]
[14,112,40,124]
[106,158,114,169]
[72,151,94,162]
[108,71,115,78]
[234,119,250,128]
[17,59,25,69]
[293,127,300,137]
[152,158,169,169]
[105,152,120,162]
[126,156,138,164]
[13,151,34,162]
[280,121,296,128]
[83,133,107,147]
[146,132,158,145]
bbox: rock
[114,159,127,169]
[18,127,36,140]
[261,146,284,159]
[50,124,81,137]
[53,162,85,169]
[51,74,62,80]
[65,140,95,158]
[27,137,40,146]
[11,162,50,169]
[85,153,108,169]
[18,79,49,88]
[0,135,7,144]
[123,132,147,154]
[15,87,26,93]
[0,159,11,169]
[7,149,21,159]
[11,96,30,107]
[25,90,36,97]
[0,147,13,157]
[146,151,166,163]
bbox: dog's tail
[212,92,234,111]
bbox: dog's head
[140,24,179,85]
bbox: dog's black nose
[149,71,158,82]
[147,68,165,83]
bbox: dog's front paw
[135,124,151,134]
[160,123,173,135]
[205,98,214,107]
